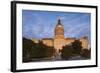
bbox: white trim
[16,3,96,70]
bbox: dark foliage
[81,49,91,59]
[23,37,55,62]
[31,41,55,58]
[23,38,34,62]
[61,40,82,60]
[71,40,82,54]
[61,45,73,60]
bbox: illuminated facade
[35,19,89,52]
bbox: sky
[22,10,91,42]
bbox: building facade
[38,19,89,53]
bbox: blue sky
[22,10,91,41]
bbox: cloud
[64,22,90,37]
[22,10,91,41]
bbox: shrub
[81,49,91,59]
[71,40,82,55]
[23,38,55,62]
[61,40,83,60]
[61,45,73,60]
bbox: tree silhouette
[23,37,55,62]
[31,40,55,58]
[71,40,82,55]
[81,49,91,59]
[61,45,73,60]
[61,40,83,60]
[23,37,34,62]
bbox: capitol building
[32,19,89,53]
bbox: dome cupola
[55,19,64,38]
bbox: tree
[31,41,55,58]
[81,49,91,59]
[71,40,82,55]
[61,45,73,60]
[23,38,55,62]
[61,40,83,60]
[23,37,34,62]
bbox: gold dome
[55,19,64,37]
